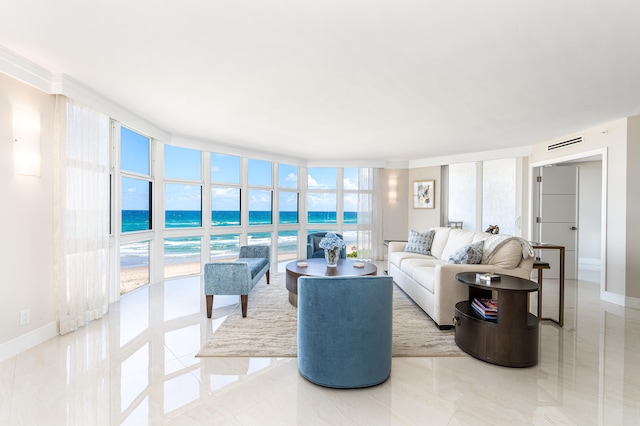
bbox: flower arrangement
[318,232,345,267]
[318,232,346,251]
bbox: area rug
[197,273,466,357]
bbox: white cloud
[343,178,357,190]
[212,187,236,197]
[307,174,319,188]
[286,172,297,182]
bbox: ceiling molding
[409,146,533,168]
[0,44,52,92]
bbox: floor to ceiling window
[114,126,375,295]
[447,159,518,235]
[307,167,338,229]
[119,126,152,294]
[163,145,203,278]
[277,163,299,263]
[210,153,241,261]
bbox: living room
[2,2,640,423]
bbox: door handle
[570,226,577,230]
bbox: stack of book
[472,297,498,320]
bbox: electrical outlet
[19,309,30,326]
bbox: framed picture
[413,180,435,209]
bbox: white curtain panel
[356,168,383,260]
[53,96,110,335]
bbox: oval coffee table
[285,258,377,306]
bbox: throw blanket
[482,235,535,264]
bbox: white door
[537,166,579,280]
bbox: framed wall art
[413,180,435,209]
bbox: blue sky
[121,127,357,211]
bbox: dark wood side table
[530,242,565,327]
[454,272,539,367]
[285,258,377,307]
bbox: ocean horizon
[120,210,357,267]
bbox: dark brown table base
[285,258,377,306]
[454,272,539,368]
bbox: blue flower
[318,232,346,250]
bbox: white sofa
[388,227,534,329]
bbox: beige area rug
[197,273,466,358]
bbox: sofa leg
[241,295,248,317]
[206,295,213,318]
[266,270,270,284]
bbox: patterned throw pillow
[447,240,484,264]
[404,229,436,255]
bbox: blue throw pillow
[404,229,436,255]
[448,240,484,264]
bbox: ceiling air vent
[547,136,583,151]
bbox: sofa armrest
[432,263,534,327]
[388,241,407,253]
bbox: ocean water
[120,210,357,267]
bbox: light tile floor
[1,266,640,425]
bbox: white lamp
[13,106,41,177]
[388,175,398,203]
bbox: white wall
[381,168,409,242]
[407,166,441,232]
[0,73,56,350]
[529,117,630,301]
[625,116,640,301]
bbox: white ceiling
[2,1,640,163]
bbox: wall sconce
[13,106,41,177]
[388,175,398,203]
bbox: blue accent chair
[204,245,270,318]
[306,232,347,259]
[297,275,393,388]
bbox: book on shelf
[474,297,497,312]
[471,297,498,320]
[476,272,501,283]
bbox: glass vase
[324,247,340,267]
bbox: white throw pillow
[487,239,522,269]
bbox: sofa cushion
[447,240,484,264]
[401,257,444,277]
[404,229,435,255]
[473,232,492,243]
[238,258,270,279]
[483,238,523,269]
[411,267,436,293]
[428,227,451,259]
[389,251,435,268]
[440,228,476,261]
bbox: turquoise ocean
[121,210,357,267]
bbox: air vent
[547,136,583,151]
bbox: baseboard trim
[578,258,601,271]
[0,322,58,363]
[601,290,625,307]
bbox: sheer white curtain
[53,96,110,335]
[356,168,383,260]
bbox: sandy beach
[120,261,201,294]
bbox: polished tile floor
[1,266,639,425]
